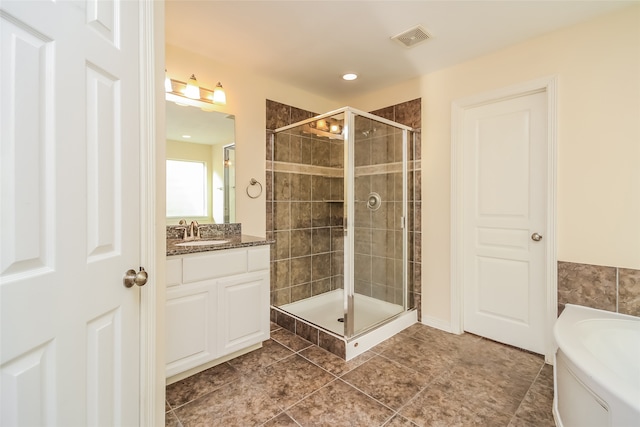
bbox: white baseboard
[420,315,456,334]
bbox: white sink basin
[175,240,229,247]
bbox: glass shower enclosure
[271,107,416,348]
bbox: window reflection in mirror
[166,98,236,224]
[166,159,207,217]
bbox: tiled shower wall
[558,261,640,316]
[352,117,413,308]
[266,99,422,319]
[269,126,345,306]
[368,101,421,315]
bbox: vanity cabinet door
[217,270,270,356]
[165,279,218,377]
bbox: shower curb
[270,306,417,361]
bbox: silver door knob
[531,233,543,242]
[123,267,148,288]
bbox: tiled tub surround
[266,99,422,325]
[165,322,555,427]
[166,223,274,256]
[558,261,640,316]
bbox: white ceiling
[165,0,634,100]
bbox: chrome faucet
[177,219,189,240]
[176,219,200,241]
[188,220,201,240]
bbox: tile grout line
[166,362,242,413]
[389,367,450,424]
[326,377,400,425]
[276,346,402,427]
[259,410,304,427]
[506,361,547,426]
[278,377,342,420]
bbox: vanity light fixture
[184,74,201,99]
[165,74,228,107]
[307,118,343,138]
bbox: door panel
[350,114,406,337]
[477,111,530,216]
[477,256,529,323]
[462,92,546,354]
[1,1,141,425]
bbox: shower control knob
[367,192,382,211]
[531,233,543,242]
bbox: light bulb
[212,82,226,105]
[184,74,200,99]
[316,119,329,132]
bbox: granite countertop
[166,234,274,257]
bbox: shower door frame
[343,108,413,339]
[272,106,415,340]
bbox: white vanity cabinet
[165,245,270,378]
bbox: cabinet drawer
[247,246,270,272]
[166,257,182,287]
[182,249,247,283]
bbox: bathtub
[553,304,640,427]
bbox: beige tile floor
[165,323,556,427]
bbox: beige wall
[165,45,340,236]
[351,6,640,323]
[165,5,640,325]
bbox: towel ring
[246,178,263,199]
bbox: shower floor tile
[166,322,555,427]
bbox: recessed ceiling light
[342,73,358,81]
[182,135,191,139]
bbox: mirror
[165,98,236,224]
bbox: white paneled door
[1,1,142,425]
[462,91,547,354]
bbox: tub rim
[554,304,640,413]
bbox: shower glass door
[345,111,408,338]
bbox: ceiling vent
[391,25,431,48]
